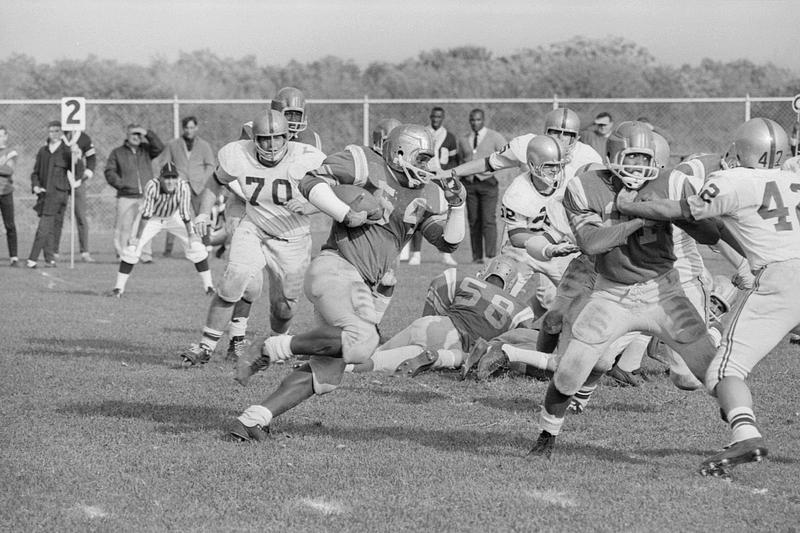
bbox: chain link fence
[1,96,796,253]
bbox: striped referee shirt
[141,178,193,222]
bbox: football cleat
[461,338,489,380]
[790,334,800,346]
[180,344,212,368]
[226,336,247,363]
[605,365,647,387]
[204,286,216,296]
[476,342,509,380]
[234,345,271,386]
[105,288,123,298]
[699,437,768,477]
[228,420,270,443]
[567,399,585,414]
[527,430,556,459]
[393,349,438,378]
[669,369,702,391]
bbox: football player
[228,124,467,442]
[444,108,602,315]
[180,109,325,366]
[528,121,729,459]
[223,87,327,362]
[108,162,213,297]
[616,117,800,477]
[350,256,534,376]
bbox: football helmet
[251,109,289,166]
[652,132,670,169]
[371,118,402,154]
[605,121,659,190]
[526,135,566,196]
[709,275,737,323]
[479,256,518,291]
[543,108,580,157]
[383,124,435,188]
[273,86,308,134]
[721,118,789,170]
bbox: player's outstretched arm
[615,188,683,220]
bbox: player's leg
[168,216,213,292]
[700,262,800,475]
[181,221,265,366]
[74,185,91,258]
[392,316,463,376]
[263,236,312,335]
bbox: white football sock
[238,405,273,428]
[503,345,550,370]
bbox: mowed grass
[1,236,799,532]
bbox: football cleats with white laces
[543,108,580,157]
[479,255,518,290]
[526,134,566,196]
[383,124,436,188]
[605,121,659,190]
[273,86,308,134]
[371,118,402,154]
[721,117,789,170]
[251,109,289,167]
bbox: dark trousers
[52,185,89,253]
[0,191,17,257]
[29,188,69,262]
[464,177,499,261]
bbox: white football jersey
[216,140,326,239]
[688,167,800,269]
[668,169,706,283]
[489,134,602,188]
[501,172,574,244]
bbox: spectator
[26,121,72,268]
[581,112,614,158]
[401,106,459,266]
[105,123,164,263]
[57,129,97,262]
[0,126,19,266]
[161,116,215,256]
[456,108,506,264]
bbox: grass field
[2,233,799,532]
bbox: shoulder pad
[217,140,252,177]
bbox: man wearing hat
[581,112,614,158]
[105,123,164,263]
[106,162,213,297]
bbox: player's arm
[564,185,646,255]
[299,153,363,225]
[418,184,467,252]
[615,188,684,220]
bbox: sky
[2,0,798,72]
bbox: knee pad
[308,355,347,395]
[119,245,140,265]
[185,239,209,263]
[552,339,603,395]
[542,309,564,335]
[270,298,296,322]
[570,302,614,346]
[218,262,261,303]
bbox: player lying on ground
[108,162,213,297]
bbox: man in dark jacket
[105,123,164,262]
[27,121,73,268]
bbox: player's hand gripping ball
[333,184,383,221]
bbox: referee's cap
[160,162,179,178]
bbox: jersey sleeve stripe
[344,145,369,187]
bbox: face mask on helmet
[479,256,518,290]
[606,122,659,190]
[383,124,436,188]
[526,135,566,196]
[274,87,308,134]
[252,110,290,167]
[709,275,737,323]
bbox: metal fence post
[173,94,180,139]
[552,94,559,110]
[362,95,370,146]
[745,94,751,122]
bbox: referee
[107,162,214,297]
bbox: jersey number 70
[245,176,293,206]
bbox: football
[333,183,383,220]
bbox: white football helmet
[274,87,308,134]
[605,121,659,190]
[372,118,402,154]
[251,109,289,167]
[721,117,789,170]
[383,124,435,188]
[479,255,518,290]
[543,108,580,158]
[526,135,566,196]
